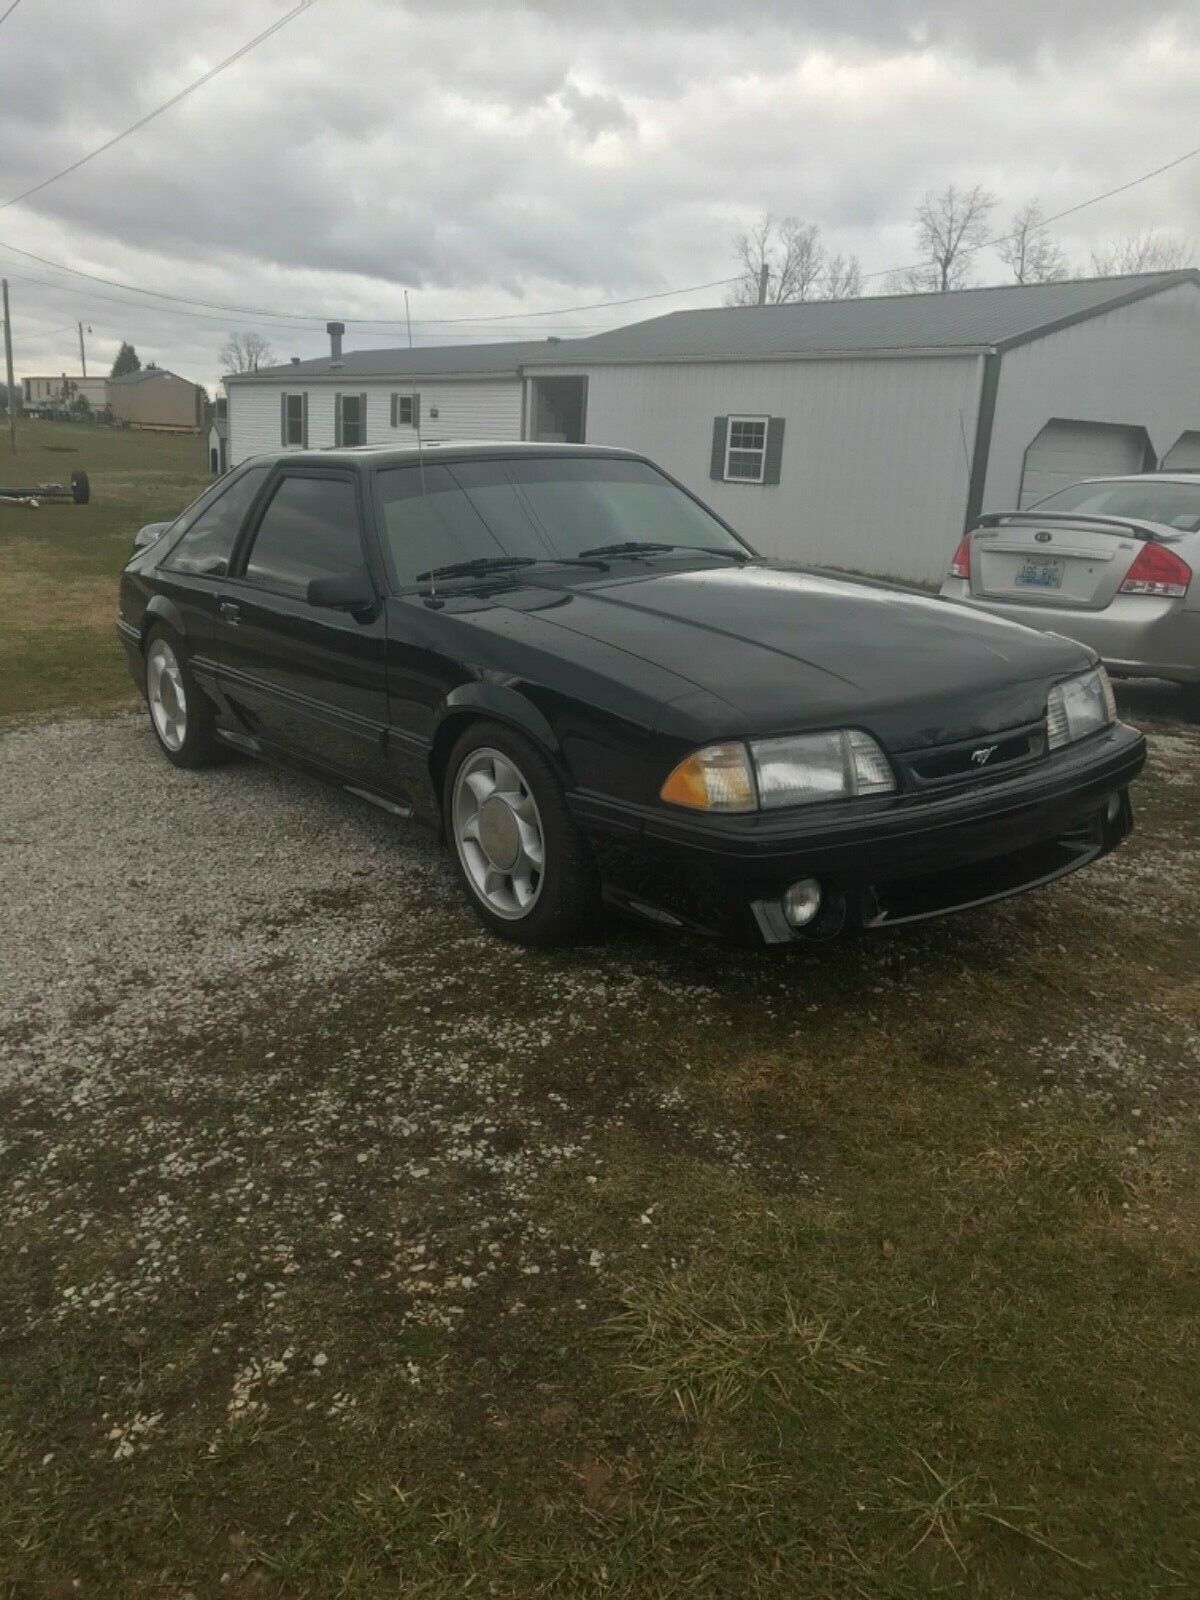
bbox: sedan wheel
[452,747,546,919]
[147,637,188,752]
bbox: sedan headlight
[1046,666,1117,750]
[660,729,895,813]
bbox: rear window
[1031,479,1200,531]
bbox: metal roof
[230,339,568,383]
[109,367,198,386]
[524,270,1200,365]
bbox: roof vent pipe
[290,355,300,365]
[326,321,345,360]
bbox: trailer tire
[70,470,90,505]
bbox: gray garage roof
[526,270,1200,365]
[230,339,568,383]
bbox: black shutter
[412,392,420,429]
[763,417,786,485]
[301,392,308,448]
[390,393,397,428]
[360,393,367,445]
[334,394,342,447]
[710,416,728,480]
[280,392,288,446]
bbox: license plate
[1014,557,1064,590]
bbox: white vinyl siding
[227,378,523,465]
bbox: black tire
[143,624,231,770]
[70,469,90,505]
[1181,682,1200,723]
[442,720,598,946]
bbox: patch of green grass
[0,419,207,717]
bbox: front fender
[435,682,562,757]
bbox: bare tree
[822,252,864,300]
[997,200,1070,284]
[220,331,276,374]
[1089,231,1194,276]
[888,183,997,293]
[727,214,862,305]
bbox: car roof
[242,440,643,471]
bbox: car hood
[529,563,1092,749]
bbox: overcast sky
[1,0,1198,394]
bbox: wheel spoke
[465,768,496,805]
[491,756,522,798]
[459,813,482,845]
[514,815,544,869]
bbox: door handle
[219,600,241,625]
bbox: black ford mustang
[117,442,1145,946]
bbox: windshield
[1030,478,1200,532]
[373,455,751,587]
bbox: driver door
[214,468,391,787]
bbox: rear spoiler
[975,510,1177,543]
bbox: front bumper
[572,722,1146,943]
[939,581,1200,685]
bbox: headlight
[1046,666,1116,750]
[660,729,895,812]
[752,728,895,809]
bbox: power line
[1,0,317,213]
[0,135,1196,329]
[861,139,1200,283]
[0,0,24,28]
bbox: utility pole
[78,321,88,377]
[2,278,16,453]
[404,289,413,349]
[757,262,770,305]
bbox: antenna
[413,366,435,601]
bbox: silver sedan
[941,474,1200,708]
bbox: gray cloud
[0,0,1197,391]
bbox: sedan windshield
[1031,478,1200,531]
[374,455,751,587]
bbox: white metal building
[525,270,1200,585]
[225,272,1200,587]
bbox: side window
[335,392,367,447]
[390,392,419,428]
[281,392,308,447]
[709,415,786,486]
[162,465,271,576]
[242,476,362,597]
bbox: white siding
[546,354,982,587]
[226,377,523,464]
[983,282,1200,510]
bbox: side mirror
[133,521,170,550]
[306,567,377,611]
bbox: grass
[2,448,1200,1594]
[0,419,208,718]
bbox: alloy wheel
[147,638,188,752]
[452,747,546,919]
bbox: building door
[1019,419,1149,506]
[528,377,587,442]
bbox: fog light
[783,878,823,927]
[1105,792,1122,824]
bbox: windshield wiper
[415,554,609,583]
[416,557,535,582]
[578,540,751,562]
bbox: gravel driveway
[1,711,456,1088]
